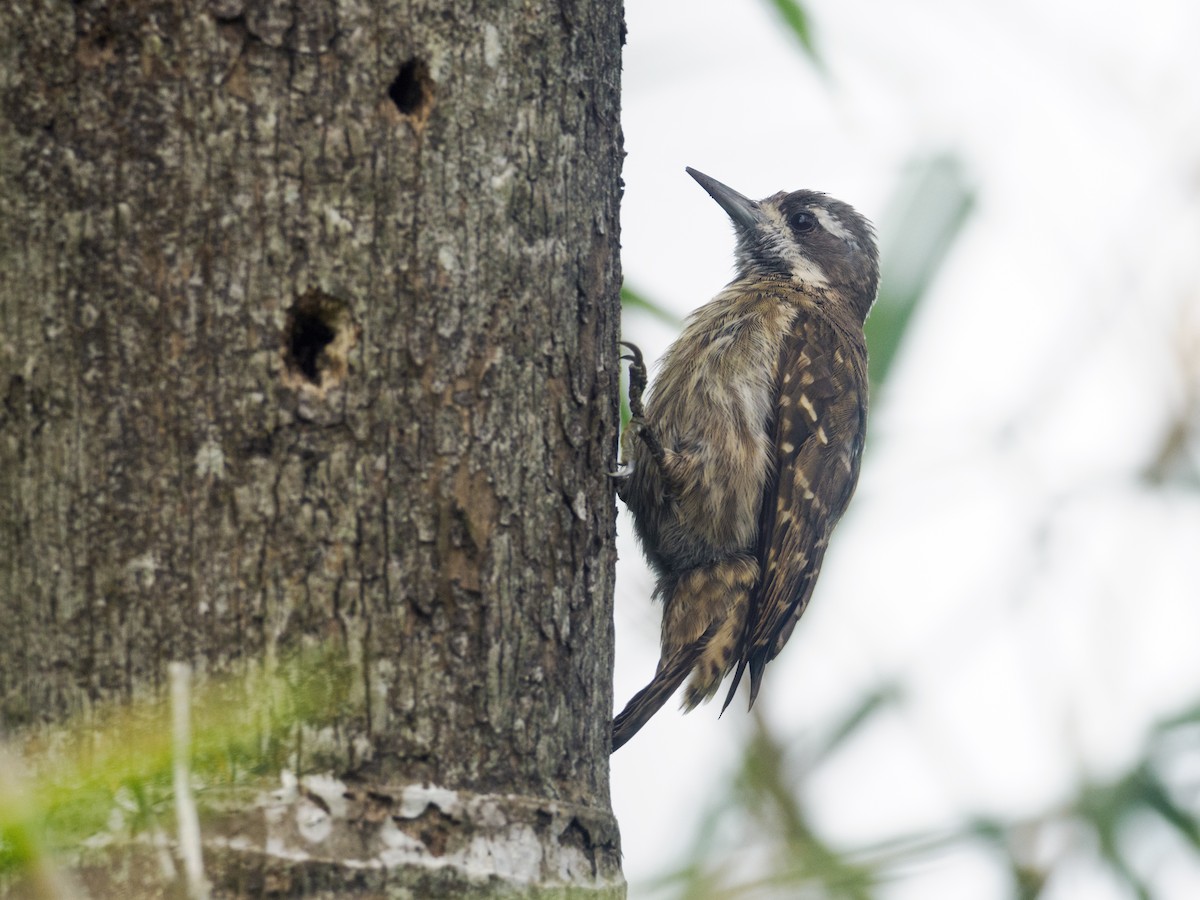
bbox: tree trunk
[0,0,624,895]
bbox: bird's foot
[615,341,673,496]
[620,341,649,419]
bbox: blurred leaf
[1153,701,1200,731]
[762,0,824,72]
[808,684,901,769]
[1138,767,1200,851]
[621,283,683,329]
[0,644,358,877]
[1141,414,1198,487]
[1066,766,1170,900]
[867,154,975,391]
[1142,311,1200,487]
[724,713,877,897]
[617,359,631,429]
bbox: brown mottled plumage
[612,168,878,752]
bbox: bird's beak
[686,167,764,231]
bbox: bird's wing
[722,314,868,711]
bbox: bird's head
[687,167,879,322]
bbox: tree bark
[0,0,623,895]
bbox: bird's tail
[611,557,758,752]
[611,637,709,752]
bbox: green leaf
[866,154,975,391]
[808,684,901,769]
[0,645,359,877]
[763,0,824,71]
[621,284,682,328]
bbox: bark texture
[0,0,623,894]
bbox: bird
[611,167,879,752]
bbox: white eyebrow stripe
[813,207,855,244]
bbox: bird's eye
[789,211,818,234]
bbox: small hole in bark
[388,58,432,117]
[284,292,354,388]
[288,310,335,384]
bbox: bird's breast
[640,288,800,563]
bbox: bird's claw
[619,341,649,419]
[618,340,644,364]
[608,460,634,479]
[614,341,654,499]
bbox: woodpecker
[612,167,879,752]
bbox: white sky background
[612,1,1200,898]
